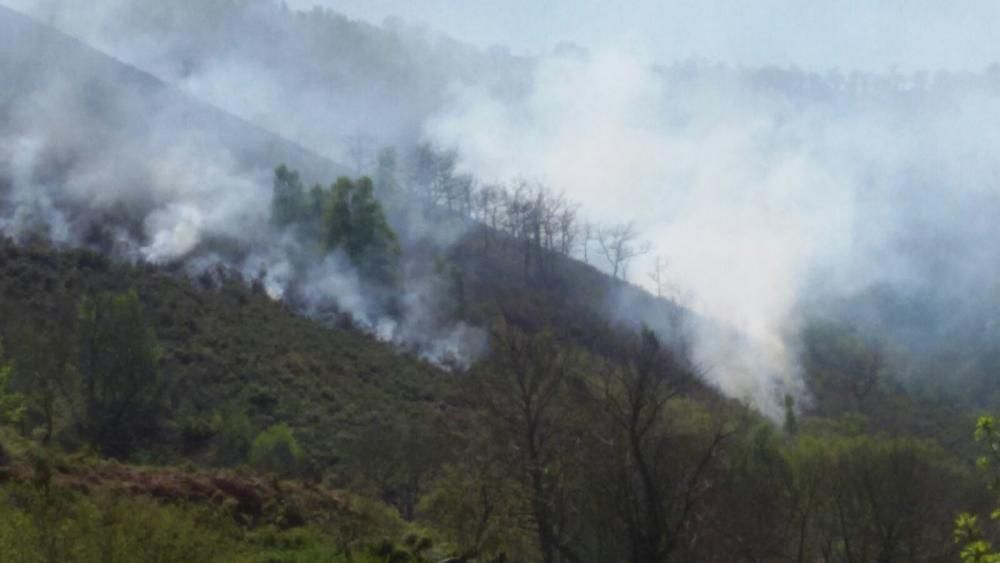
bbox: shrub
[0,484,234,562]
[211,404,255,466]
[249,423,304,477]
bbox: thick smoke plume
[6,0,1000,416]
[0,2,486,366]
[426,49,1000,415]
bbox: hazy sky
[288,0,1000,72]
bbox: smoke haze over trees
[4,1,1000,560]
[5,0,1000,414]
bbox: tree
[817,435,956,562]
[75,290,162,456]
[325,176,401,287]
[446,173,475,216]
[957,416,1000,563]
[472,321,584,563]
[707,424,801,561]
[344,130,375,175]
[597,327,727,563]
[474,184,505,249]
[421,449,534,561]
[498,180,539,273]
[5,325,70,445]
[347,418,449,521]
[579,221,596,264]
[209,403,255,466]
[271,164,306,228]
[597,221,651,280]
[307,184,326,224]
[249,422,304,478]
[801,320,886,415]
[373,147,401,198]
[647,255,668,298]
[555,202,578,257]
[0,339,25,427]
[783,394,798,436]
[848,339,884,413]
[408,142,458,206]
[533,186,577,270]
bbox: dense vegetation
[0,160,997,560]
[6,3,1000,560]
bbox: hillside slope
[0,3,345,182]
[0,239,453,473]
[0,4,997,561]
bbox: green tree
[271,164,306,228]
[347,418,446,521]
[307,183,326,223]
[6,327,66,445]
[249,422,304,477]
[957,416,1000,562]
[711,424,801,561]
[784,393,799,436]
[325,176,401,286]
[421,457,534,562]
[801,319,887,414]
[819,435,956,562]
[0,339,26,427]
[210,403,255,466]
[75,290,162,457]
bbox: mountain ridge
[0,2,347,185]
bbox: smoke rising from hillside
[0,2,485,366]
[426,49,1000,416]
[5,1,1000,415]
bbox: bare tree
[579,222,596,264]
[500,180,529,240]
[665,287,695,366]
[556,203,579,256]
[408,142,458,206]
[598,221,652,280]
[646,255,694,363]
[474,183,504,249]
[453,173,475,217]
[535,189,578,257]
[500,179,542,272]
[442,173,474,215]
[344,130,375,175]
[474,322,584,563]
[517,185,579,274]
[538,188,558,253]
[850,339,884,413]
[599,328,731,563]
[648,255,668,298]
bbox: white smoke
[7,0,1000,414]
[0,1,487,367]
[424,47,1000,416]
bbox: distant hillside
[3,0,535,153]
[0,2,345,187]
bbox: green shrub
[249,423,304,477]
[243,526,348,563]
[211,404,255,466]
[0,338,26,426]
[0,485,235,562]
